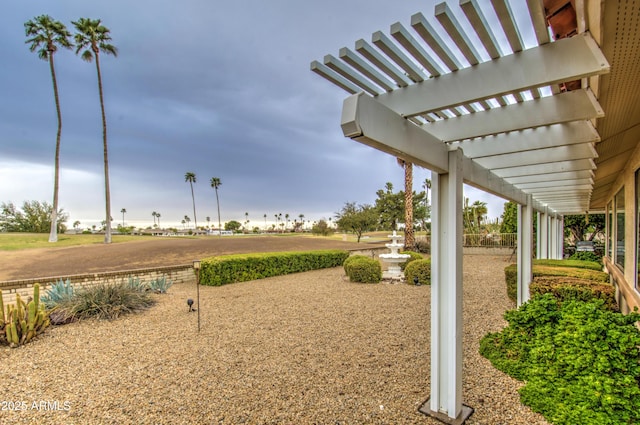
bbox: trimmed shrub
[399,250,423,271]
[480,294,640,425]
[505,260,610,302]
[531,276,616,310]
[346,256,382,283]
[404,258,431,285]
[200,250,350,286]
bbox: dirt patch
[0,236,380,281]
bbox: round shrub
[399,250,423,271]
[404,258,431,285]
[343,255,370,275]
[346,257,382,283]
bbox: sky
[1,0,515,230]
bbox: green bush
[346,256,382,283]
[404,258,431,285]
[414,239,430,254]
[399,250,423,271]
[569,251,602,264]
[200,250,350,286]
[480,294,640,425]
[52,281,156,321]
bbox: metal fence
[414,233,517,248]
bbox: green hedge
[199,250,349,286]
[531,276,616,311]
[505,260,609,303]
[480,294,640,425]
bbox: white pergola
[311,1,610,423]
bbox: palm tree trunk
[404,161,415,250]
[190,182,198,230]
[48,53,61,243]
[95,52,112,244]
[215,189,221,237]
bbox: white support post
[536,211,541,259]
[539,208,549,259]
[550,215,559,259]
[421,149,472,423]
[517,195,533,306]
[557,216,565,259]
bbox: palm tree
[471,200,488,228]
[184,215,191,229]
[398,158,415,250]
[285,213,290,231]
[25,15,73,243]
[120,208,126,227]
[185,172,198,229]
[152,211,157,226]
[156,213,161,228]
[206,216,211,229]
[299,213,305,230]
[264,213,267,231]
[210,177,222,236]
[72,18,118,244]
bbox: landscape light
[193,260,201,332]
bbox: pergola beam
[374,32,609,117]
[423,89,604,142]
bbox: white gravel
[0,255,549,424]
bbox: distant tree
[181,219,186,229]
[25,15,73,243]
[335,202,378,242]
[156,213,161,228]
[184,172,198,229]
[375,182,428,234]
[500,202,518,234]
[120,207,126,227]
[311,219,332,237]
[0,201,68,233]
[210,177,222,235]
[73,220,81,230]
[263,213,267,230]
[152,211,157,226]
[564,213,605,243]
[206,216,211,228]
[225,220,242,232]
[72,17,118,244]
[184,215,191,228]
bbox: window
[607,201,613,258]
[615,188,625,270]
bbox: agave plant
[40,278,74,309]
[125,276,147,292]
[148,275,173,294]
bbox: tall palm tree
[398,158,415,250]
[264,213,267,231]
[184,215,191,229]
[471,200,488,228]
[210,177,222,236]
[25,15,73,243]
[152,211,157,226]
[120,208,126,227]
[185,172,198,229]
[72,18,118,244]
[156,213,161,228]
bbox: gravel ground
[0,255,549,425]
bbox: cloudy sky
[1,0,513,229]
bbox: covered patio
[312,0,638,423]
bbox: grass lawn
[0,233,153,251]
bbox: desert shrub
[399,250,423,271]
[480,294,640,425]
[126,276,147,292]
[52,281,156,321]
[200,250,349,286]
[531,276,616,310]
[40,278,74,309]
[414,238,430,254]
[569,251,602,264]
[404,258,431,285]
[346,256,382,283]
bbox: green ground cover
[0,233,149,251]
